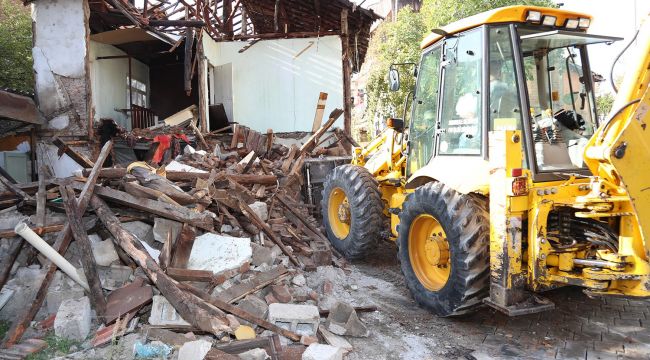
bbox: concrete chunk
[238,348,269,360]
[153,218,182,244]
[248,201,268,221]
[121,221,154,244]
[188,233,252,274]
[324,301,369,337]
[268,303,319,336]
[318,325,353,352]
[54,296,91,341]
[91,239,119,266]
[148,295,190,326]
[178,339,213,360]
[302,344,344,360]
[251,243,275,267]
[46,271,85,314]
[237,295,268,328]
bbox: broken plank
[299,108,344,155]
[166,171,277,185]
[177,282,301,342]
[104,278,153,324]
[91,195,230,336]
[311,92,328,132]
[61,185,107,319]
[167,268,214,282]
[215,266,288,304]
[123,181,182,206]
[170,223,196,269]
[81,167,127,179]
[0,174,32,201]
[0,238,22,291]
[52,137,95,168]
[65,181,214,231]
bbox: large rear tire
[397,182,490,316]
[321,165,384,260]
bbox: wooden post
[60,186,107,319]
[197,40,209,133]
[90,196,230,336]
[170,223,196,269]
[35,165,47,227]
[223,0,233,36]
[184,28,194,96]
[3,141,113,347]
[341,9,352,138]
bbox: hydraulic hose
[610,28,640,94]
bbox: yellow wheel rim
[328,187,351,239]
[409,214,451,291]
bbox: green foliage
[25,333,81,360]
[363,0,555,130]
[0,0,33,92]
[0,320,10,340]
[596,93,615,119]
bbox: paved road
[348,241,650,360]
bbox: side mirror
[388,68,400,92]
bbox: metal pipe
[14,222,90,291]
[573,258,625,271]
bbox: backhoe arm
[584,15,650,244]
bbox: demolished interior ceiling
[82,0,381,71]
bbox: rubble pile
[0,109,372,360]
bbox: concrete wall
[89,41,150,130]
[201,33,344,132]
[32,0,90,134]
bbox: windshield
[518,28,599,171]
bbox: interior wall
[89,41,150,130]
[202,33,344,132]
[149,63,199,120]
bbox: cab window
[407,46,442,175]
[438,28,483,155]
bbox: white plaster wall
[32,0,87,129]
[89,41,150,130]
[202,34,343,132]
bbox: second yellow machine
[321,6,650,316]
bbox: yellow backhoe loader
[322,5,650,316]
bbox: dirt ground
[321,240,650,360]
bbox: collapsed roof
[82,0,381,71]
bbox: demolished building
[0,0,382,358]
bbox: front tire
[397,182,490,316]
[321,165,383,260]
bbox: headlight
[578,18,591,29]
[526,10,542,23]
[542,15,557,26]
[565,19,579,29]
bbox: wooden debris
[3,140,113,347]
[177,282,301,342]
[65,182,214,231]
[215,266,288,304]
[52,137,95,168]
[170,223,196,269]
[60,185,107,319]
[299,108,344,155]
[167,268,214,282]
[91,196,230,336]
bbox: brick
[619,312,645,320]
[271,285,292,303]
[593,341,623,353]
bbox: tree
[361,0,554,133]
[0,0,33,92]
[596,93,615,120]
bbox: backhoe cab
[322,5,650,316]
